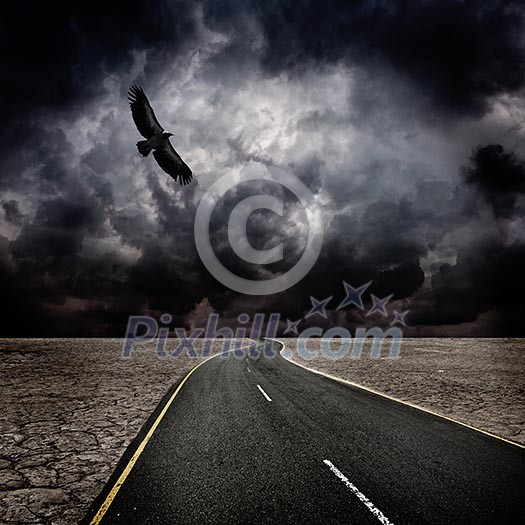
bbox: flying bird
[128,85,193,186]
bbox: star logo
[391,310,409,326]
[284,319,301,335]
[305,295,332,319]
[365,294,393,317]
[337,281,372,310]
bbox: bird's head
[164,131,174,137]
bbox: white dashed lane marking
[257,384,272,402]
[323,460,394,525]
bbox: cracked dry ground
[1,338,524,523]
[0,339,250,524]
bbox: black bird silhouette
[128,85,193,186]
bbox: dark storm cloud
[407,146,525,332]
[0,122,75,193]
[254,0,525,115]
[463,144,525,217]
[11,194,107,264]
[1,0,199,123]
[2,200,23,225]
[291,156,324,194]
[1,0,524,336]
[227,136,277,168]
[4,0,523,124]
[135,172,223,310]
[209,176,438,325]
[280,196,428,307]
[410,241,525,335]
[206,178,307,282]
[0,118,126,335]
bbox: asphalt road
[86,339,525,524]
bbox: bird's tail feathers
[137,140,153,157]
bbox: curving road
[85,339,525,524]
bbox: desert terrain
[0,337,523,523]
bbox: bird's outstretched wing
[153,141,194,186]
[128,85,164,138]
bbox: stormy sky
[1,0,525,336]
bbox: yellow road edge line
[90,345,251,524]
[270,338,525,450]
